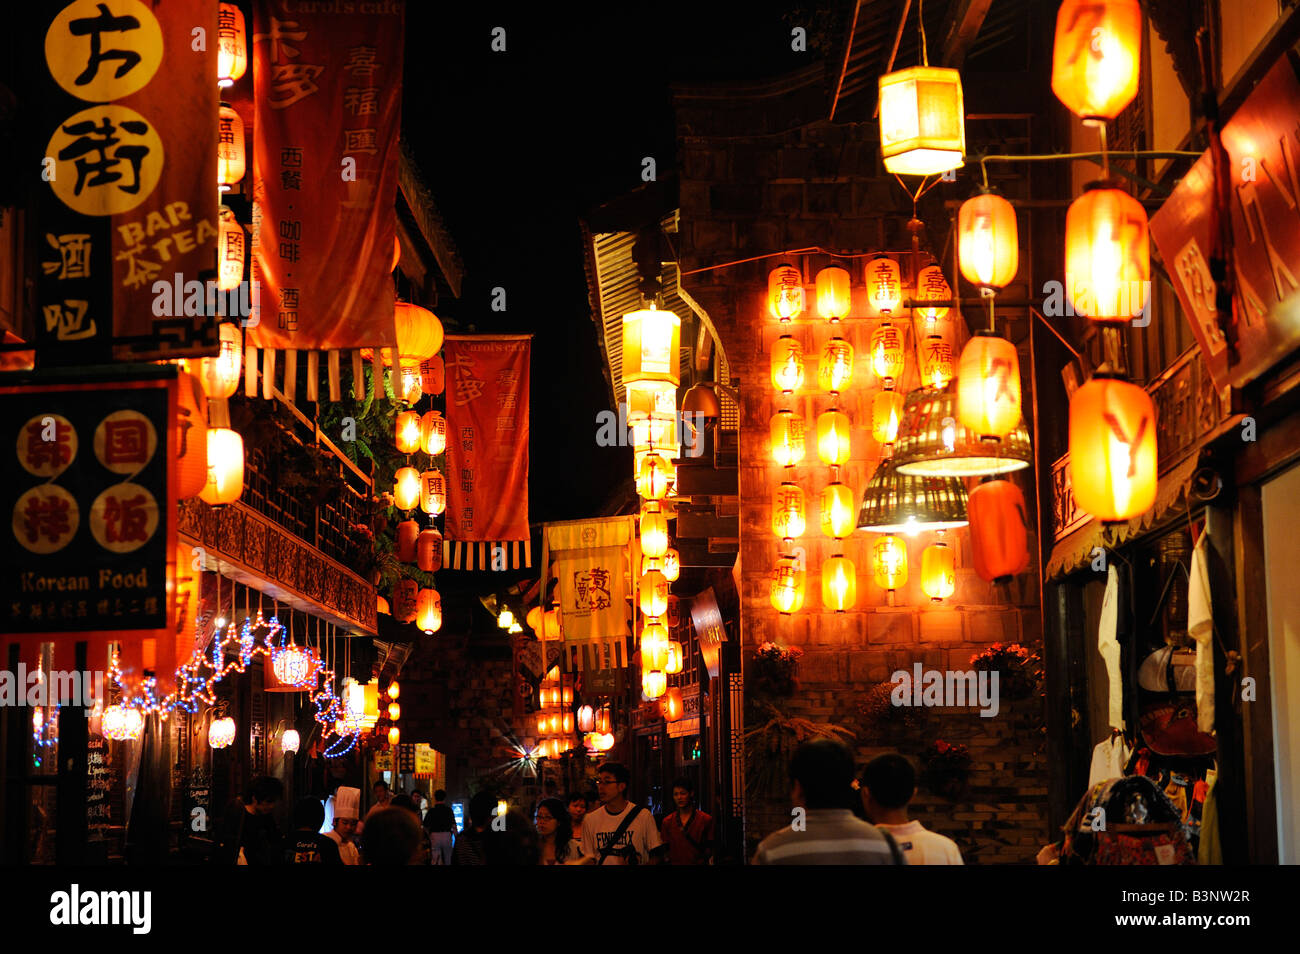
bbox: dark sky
[401,1,826,524]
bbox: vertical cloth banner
[36,0,219,363]
[443,336,532,570]
[249,0,402,350]
[541,516,633,672]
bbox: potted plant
[922,739,972,800]
[970,642,1041,701]
[750,642,803,697]
[857,679,920,733]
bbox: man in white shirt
[581,762,662,865]
[860,754,964,865]
[322,787,362,865]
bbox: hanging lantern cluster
[383,681,401,747]
[535,667,573,758]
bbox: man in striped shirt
[753,739,904,865]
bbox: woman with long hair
[535,797,583,865]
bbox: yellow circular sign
[93,409,157,475]
[45,0,164,102]
[13,485,80,555]
[89,482,159,553]
[16,414,78,478]
[46,104,164,216]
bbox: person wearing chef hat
[322,786,362,865]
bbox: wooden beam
[939,0,995,68]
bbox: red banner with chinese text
[444,336,531,552]
[249,0,402,351]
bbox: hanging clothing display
[1088,733,1133,788]
[1099,564,1125,731]
[1188,530,1216,734]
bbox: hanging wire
[919,0,928,67]
[1099,122,1110,179]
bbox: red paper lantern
[396,520,419,563]
[967,479,1030,584]
[1069,375,1157,520]
[1051,0,1142,124]
[417,528,443,572]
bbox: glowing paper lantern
[643,670,667,700]
[821,555,857,611]
[818,337,854,394]
[869,323,906,386]
[661,687,685,721]
[394,466,420,511]
[417,588,443,634]
[396,520,419,562]
[770,335,805,393]
[420,410,447,456]
[577,705,595,733]
[209,716,236,749]
[419,469,447,515]
[392,234,402,271]
[217,206,244,291]
[388,701,400,721]
[872,535,909,592]
[622,307,681,386]
[815,266,851,321]
[768,265,804,320]
[272,645,312,687]
[920,336,955,390]
[957,333,1022,440]
[1064,185,1150,322]
[388,681,400,700]
[816,410,852,466]
[393,580,418,624]
[417,528,443,573]
[921,541,956,602]
[865,258,903,316]
[1051,0,1141,124]
[218,104,245,191]
[1069,376,1157,521]
[872,390,905,445]
[217,3,247,86]
[640,622,670,671]
[913,264,951,327]
[595,707,612,735]
[398,359,423,404]
[394,302,445,364]
[770,410,807,467]
[282,729,300,754]
[878,66,966,176]
[662,548,680,582]
[388,726,400,746]
[666,640,683,675]
[199,323,242,398]
[967,479,1031,583]
[771,556,806,614]
[378,596,390,615]
[640,507,669,558]
[640,570,669,618]
[395,410,422,454]
[102,705,144,742]
[636,454,671,501]
[958,193,1018,293]
[772,482,806,539]
[200,428,243,505]
[820,482,855,539]
[176,370,209,500]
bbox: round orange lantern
[920,336,955,390]
[394,466,420,511]
[388,726,400,746]
[200,427,243,506]
[640,507,669,558]
[640,570,669,618]
[665,640,684,675]
[770,411,806,467]
[821,482,855,540]
[661,687,685,722]
[640,622,670,671]
[199,322,242,398]
[417,528,443,572]
[821,555,857,612]
[871,390,905,445]
[636,454,671,501]
[818,337,854,394]
[395,410,422,454]
[957,332,1022,440]
[419,469,447,515]
[176,370,209,500]
[394,302,444,365]
[921,541,956,602]
[1069,375,1157,520]
[958,192,1018,293]
[768,264,804,320]
[395,519,419,563]
[377,596,390,615]
[217,104,245,191]
[869,322,906,386]
[1064,184,1150,322]
[816,410,852,466]
[217,206,245,291]
[1051,0,1141,124]
[217,3,248,86]
[865,257,903,316]
[526,605,543,634]
[872,534,909,592]
[771,555,806,614]
[642,669,667,700]
[662,548,680,582]
[815,266,851,321]
[416,588,442,634]
[967,478,1031,583]
[770,334,805,393]
[420,410,447,456]
[913,263,952,328]
[772,482,806,539]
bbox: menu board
[87,733,115,832]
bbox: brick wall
[674,79,1048,863]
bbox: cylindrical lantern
[958,193,1018,293]
[388,726,400,746]
[1064,184,1150,322]
[417,588,442,634]
[770,335,805,393]
[869,322,906,386]
[102,705,144,742]
[388,681,399,700]
[417,528,443,573]
[577,705,595,733]
[815,266,851,321]
[639,570,669,618]
[820,482,856,539]
[640,507,669,558]
[920,336,955,390]
[395,519,419,563]
[662,548,680,582]
[661,687,685,722]
[913,264,952,327]
[621,306,681,386]
[281,729,300,754]
[818,337,854,394]
[921,541,956,602]
[394,466,420,511]
[1069,375,1157,520]
[398,358,423,404]
[665,640,683,675]
[872,389,905,445]
[272,645,312,687]
[217,3,248,86]
[642,670,667,700]
[176,370,209,499]
[394,579,418,624]
[200,427,243,506]
[771,556,806,614]
[388,701,400,720]
[421,356,445,397]
[199,323,242,398]
[395,410,422,454]
[595,707,611,735]
[636,454,671,501]
[821,555,857,612]
[217,104,245,191]
[967,478,1031,583]
[878,66,966,176]
[217,206,245,291]
[772,482,806,540]
[865,257,903,316]
[542,607,562,641]
[768,264,804,320]
[209,716,236,749]
[419,469,447,515]
[640,623,670,671]
[770,411,807,467]
[957,332,1023,440]
[816,410,852,466]
[872,535,909,591]
[420,410,447,456]
[1051,0,1142,124]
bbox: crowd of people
[214,739,960,865]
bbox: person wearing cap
[322,786,362,865]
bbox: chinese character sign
[545,517,633,642]
[249,0,403,350]
[38,0,219,362]
[444,336,531,543]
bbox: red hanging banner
[444,336,531,563]
[249,0,402,351]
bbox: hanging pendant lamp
[855,458,968,534]
[892,383,1031,477]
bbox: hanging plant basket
[922,739,972,801]
[969,642,1042,701]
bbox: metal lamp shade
[893,383,1031,477]
[855,458,968,533]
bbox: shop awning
[1045,453,1202,580]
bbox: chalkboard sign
[188,765,211,823]
[87,734,114,831]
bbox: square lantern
[878,66,966,177]
[622,307,681,387]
